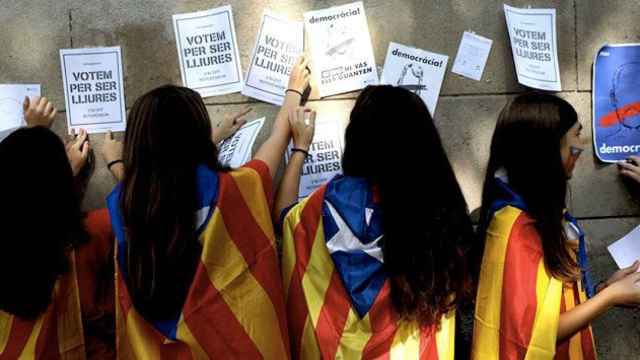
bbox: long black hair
[120,85,225,321]
[0,127,88,320]
[477,93,579,280]
[342,85,474,326]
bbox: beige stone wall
[2,0,639,357]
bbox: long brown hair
[341,86,474,326]
[0,127,88,320]
[120,85,224,321]
[478,93,579,280]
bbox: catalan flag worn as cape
[107,160,290,359]
[472,178,596,360]
[281,175,455,359]
[0,254,86,360]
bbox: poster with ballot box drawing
[593,44,640,162]
[304,2,379,97]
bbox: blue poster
[594,44,640,162]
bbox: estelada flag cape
[0,253,86,360]
[281,175,455,359]
[107,161,290,359]
[472,178,596,360]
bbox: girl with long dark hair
[102,57,311,358]
[0,97,116,359]
[473,93,640,359]
[275,85,474,359]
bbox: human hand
[23,96,57,128]
[212,107,251,144]
[289,107,316,151]
[66,129,90,176]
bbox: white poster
[380,42,448,116]
[304,1,379,97]
[608,225,640,269]
[286,119,343,199]
[173,6,243,97]
[242,11,303,105]
[504,4,561,91]
[60,47,126,134]
[218,117,265,168]
[0,84,41,133]
[452,31,493,81]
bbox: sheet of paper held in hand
[608,225,640,270]
[218,117,265,168]
[59,46,126,134]
[242,11,303,105]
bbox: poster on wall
[504,4,561,91]
[593,44,640,162]
[173,6,243,97]
[242,11,303,105]
[451,31,493,81]
[286,119,344,199]
[218,117,265,168]
[60,47,126,134]
[304,1,379,97]
[0,84,41,134]
[380,42,448,116]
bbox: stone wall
[2,0,639,357]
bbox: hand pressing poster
[242,11,303,105]
[173,6,243,97]
[593,44,640,162]
[304,1,378,97]
[218,117,265,168]
[60,47,126,134]
[380,42,448,116]
[504,4,561,91]
[0,84,41,133]
[286,119,344,199]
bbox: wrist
[595,280,608,293]
[598,285,618,307]
[291,147,310,158]
[285,88,304,98]
[292,143,310,152]
[107,159,123,170]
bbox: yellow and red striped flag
[281,176,455,360]
[0,254,86,360]
[108,160,290,359]
[472,179,596,360]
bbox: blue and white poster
[594,44,640,162]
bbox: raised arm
[23,96,90,176]
[253,56,311,178]
[274,107,316,219]
[23,96,57,128]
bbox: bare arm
[102,131,124,181]
[254,56,310,178]
[558,270,640,342]
[557,289,613,341]
[274,107,316,219]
